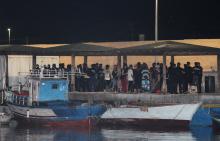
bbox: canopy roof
[0,40,220,56]
[0,45,44,55]
[118,41,220,56]
[44,43,116,56]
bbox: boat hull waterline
[7,103,106,127]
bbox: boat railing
[5,91,28,106]
[18,69,87,79]
[13,94,28,106]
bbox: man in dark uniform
[82,63,89,92]
[168,63,178,94]
[75,64,82,91]
[197,62,203,93]
[89,64,96,92]
[183,62,193,93]
[176,62,184,94]
[97,64,104,91]
[193,62,203,93]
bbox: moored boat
[5,69,106,127]
[100,103,201,129]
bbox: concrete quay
[69,92,220,106]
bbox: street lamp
[7,28,11,44]
[155,0,158,42]
[154,0,158,62]
[155,0,167,93]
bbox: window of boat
[52,83,59,89]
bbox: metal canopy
[118,41,220,56]
[0,45,45,55]
[44,43,117,56]
[0,41,220,56]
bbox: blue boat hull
[190,105,220,128]
[8,102,107,127]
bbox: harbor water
[0,124,219,141]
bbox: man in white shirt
[128,65,134,92]
[104,65,111,91]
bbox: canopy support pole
[84,56,88,64]
[32,55,36,69]
[117,55,122,70]
[217,54,220,91]
[71,55,76,92]
[123,55,127,65]
[6,55,9,89]
[171,55,174,64]
[162,55,167,94]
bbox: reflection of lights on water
[26,129,30,141]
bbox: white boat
[100,103,201,129]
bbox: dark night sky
[0,0,220,44]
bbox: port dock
[69,92,220,106]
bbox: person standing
[97,64,104,91]
[184,62,193,93]
[82,63,89,92]
[167,63,178,94]
[75,64,82,91]
[127,65,134,93]
[150,63,157,92]
[183,64,188,93]
[121,64,128,93]
[88,64,96,92]
[193,62,203,93]
[198,62,203,93]
[112,65,118,93]
[141,63,150,92]
[136,62,142,93]
[104,65,111,91]
[176,62,184,94]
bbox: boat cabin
[28,78,69,105]
[7,69,70,106]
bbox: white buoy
[26,110,30,118]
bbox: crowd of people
[167,62,203,94]
[74,63,152,93]
[33,61,203,94]
[73,61,203,94]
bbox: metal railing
[12,93,28,106]
[18,69,87,79]
[4,91,28,106]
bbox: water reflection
[191,127,214,141]
[0,125,219,141]
[0,126,102,141]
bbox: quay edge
[69,92,220,106]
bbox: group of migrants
[33,61,203,94]
[73,61,203,94]
[74,63,152,93]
